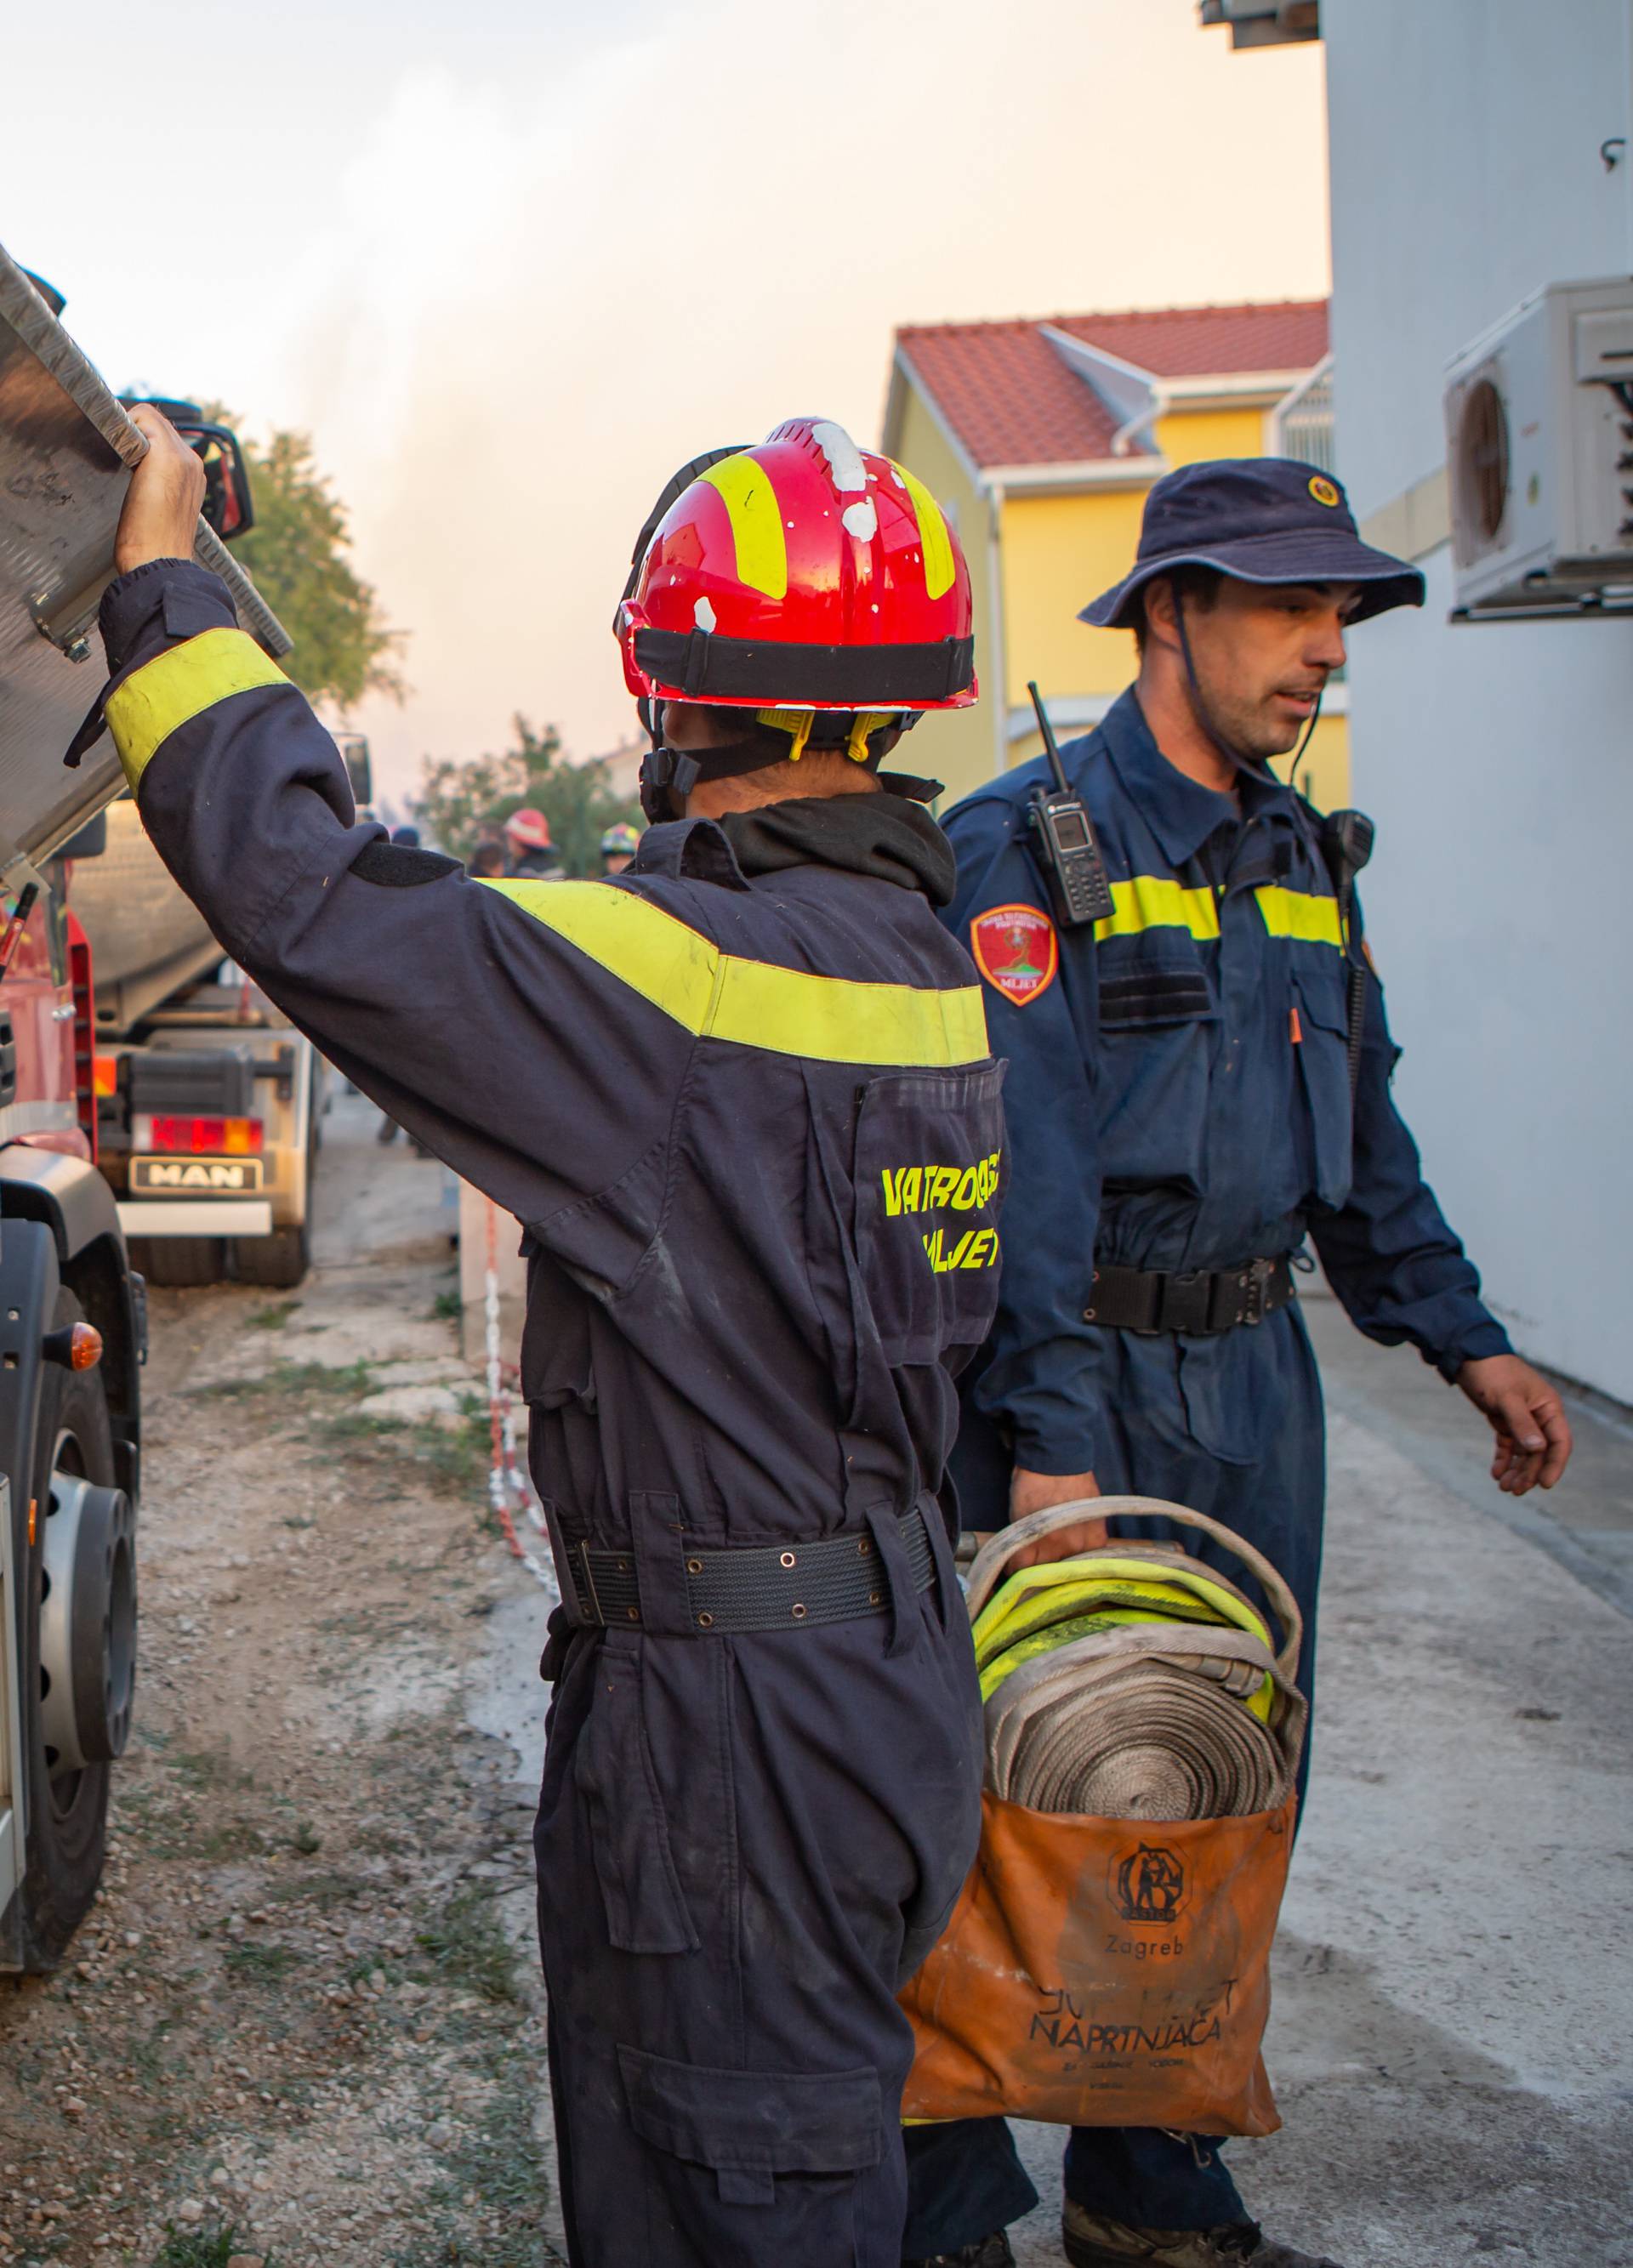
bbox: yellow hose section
[973,1559,1276,1721]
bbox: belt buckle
[1241,1257,1274,1327]
[1158,1270,1210,1335]
[575,1539,606,1625]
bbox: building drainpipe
[985,477,1007,776]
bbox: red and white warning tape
[483,1198,557,1597]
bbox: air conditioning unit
[1444,276,1633,618]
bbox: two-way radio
[1024,681,1114,927]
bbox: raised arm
[97,410,691,1234]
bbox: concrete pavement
[459,1255,1633,2266]
[1005,1286,1633,2268]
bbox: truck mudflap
[0,236,292,878]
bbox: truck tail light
[131,1113,264,1155]
[65,912,98,1164]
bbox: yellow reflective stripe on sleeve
[1254,884,1343,946]
[105,627,291,788]
[483,879,990,1067]
[699,452,788,600]
[1092,874,1220,943]
[890,461,957,601]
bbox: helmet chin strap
[636,704,903,824]
[1172,593,1323,791]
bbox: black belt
[566,1506,936,1634]
[1084,1255,1294,1336]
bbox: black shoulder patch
[351,841,460,887]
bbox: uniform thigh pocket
[573,1634,698,1955]
[619,2043,880,2256]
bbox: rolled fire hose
[965,1499,1307,1822]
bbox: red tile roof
[896,299,1329,470]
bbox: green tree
[413,717,641,878]
[201,409,405,708]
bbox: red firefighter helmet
[504,806,553,850]
[617,418,976,714]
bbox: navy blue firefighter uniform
[900,685,1512,2253]
[97,560,1002,2266]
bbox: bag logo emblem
[970,903,1059,1008]
[1111,1843,1186,1924]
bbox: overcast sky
[3,0,1328,798]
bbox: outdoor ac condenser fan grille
[1455,372,1510,560]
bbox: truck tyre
[130,1236,226,1287]
[18,1290,128,1970]
[234,1222,310,1290]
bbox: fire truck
[0,244,293,1965]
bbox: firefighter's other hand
[116,406,207,573]
[1457,1353,1573,1495]
[1004,1467,1106,1566]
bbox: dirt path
[1,1092,560,2268]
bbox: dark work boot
[902,2234,1017,2268]
[1061,2204,1344,2268]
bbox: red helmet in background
[504,806,553,850]
[617,418,976,714]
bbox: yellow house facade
[879,301,1347,812]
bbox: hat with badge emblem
[1078,457,1425,628]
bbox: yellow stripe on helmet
[699,452,788,601]
[888,461,957,602]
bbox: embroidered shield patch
[970,903,1059,1007]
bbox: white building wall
[1323,0,1633,1400]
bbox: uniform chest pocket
[851,1063,1007,1367]
[1097,942,1215,1031]
[1291,961,1353,1208]
[1095,936,1216,1187]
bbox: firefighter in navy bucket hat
[900,461,1572,2268]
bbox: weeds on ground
[431,1289,463,1322]
[413,1887,523,2005]
[153,2219,277,2266]
[248,1304,297,1331]
[314,1407,488,1503]
[170,1749,254,1795]
[224,1942,299,1983]
[190,1358,376,1404]
[186,1356,486,1501]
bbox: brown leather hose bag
[900,1498,1306,2135]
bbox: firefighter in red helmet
[504,804,565,882]
[101,407,996,2268]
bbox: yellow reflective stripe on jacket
[105,628,291,788]
[1254,884,1343,947]
[485,878,990,1068]
[1093,874,1220,944]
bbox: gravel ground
[0,1092,558,2268]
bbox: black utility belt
[567,1505,936,1634]
[1085,1255,1294,1336]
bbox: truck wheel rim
[39,1441,137,1786]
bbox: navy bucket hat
[1079,457,1425,629]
